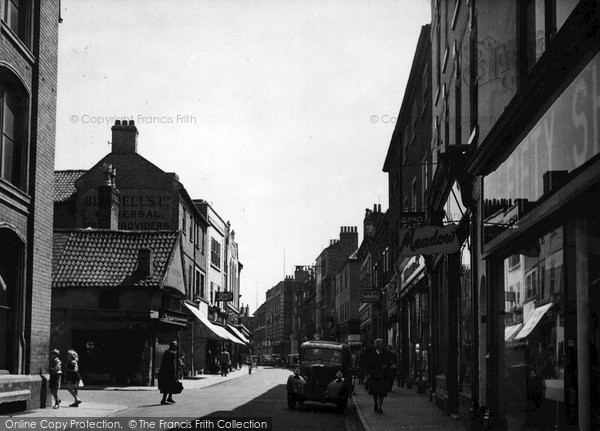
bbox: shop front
[481,48,600,431]
[398,256,428,392]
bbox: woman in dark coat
[365,338,394,413]
[158,341,178,405]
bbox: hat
[169,340,178,349]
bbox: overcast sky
[55,0,431,313]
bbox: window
[211,238,221,268]
[194,268,203,299]
[189,219,193,241]
[188,265,193,293]
[0,80,27,190]
[182,208,187,233]
[3,0,31,48]
[98,291,119,310]
[508,254,520,270]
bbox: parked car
[286,340,353,412]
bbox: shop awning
[505,323,523,342]
[227,324,250,344]
[184,303,228,341]
[213,323,245,345]
[514,303,553,340]
[237,324,251,338]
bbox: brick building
[315,226,358,340]
[53,121,245,378]
[0,0,60,413]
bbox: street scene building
[52,121,249,383]
[0,0,60,412]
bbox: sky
[55,0,431,314]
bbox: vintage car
[286,340,353,412]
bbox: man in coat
[158,341,179,405]
[218,348,231,377]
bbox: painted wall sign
[484,51,600,241]
[399,212,426,229]
[81,189,173,229]
[361,289,381,303]
[397,224,460,256]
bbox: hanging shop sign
[216,291,234,302]
[397,223,460,256]
[361,289,381,303]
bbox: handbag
[171,380,184,394]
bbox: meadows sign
[397,224,460,256]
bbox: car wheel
[287,393,297,410]
[336,396,348,413]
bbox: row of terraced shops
[359,2,599,429]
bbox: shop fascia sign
[361,289,381,303]
[397,223,460,256]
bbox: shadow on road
[171,384,350,430]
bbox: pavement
[10,364,260,418]
[351,382,467,431]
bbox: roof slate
[55,170,86,202]
[52,230,180,288]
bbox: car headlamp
[294,368,301,375]
[336,371,343,379]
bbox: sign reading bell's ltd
[397,224,460,256]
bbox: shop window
[501,226,564,429]
[0,78,28,190]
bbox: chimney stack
[111,120,138,154]
[137,248,152,277]
[97,164,119,229]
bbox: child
[48,349,62,409]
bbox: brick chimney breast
[138,248,152,277]
[111,119,138,154]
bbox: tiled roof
[53,230,180,288]
[55,170,86,202]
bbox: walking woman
[64,349,82,407]
[365,339,394,413]
[48,349,62,408]
[158,341,179,405]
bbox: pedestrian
[64,349,82,407]
[526,367,546,425]
[365,338,394,413]
[48,349,62,409]
[385,345,398,392]
[158,340,179,405]
[218,348,231,377]
[359,340,375,385]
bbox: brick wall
[27,0,60,378]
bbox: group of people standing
[354,339,398,413]
[48,348,83,409]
